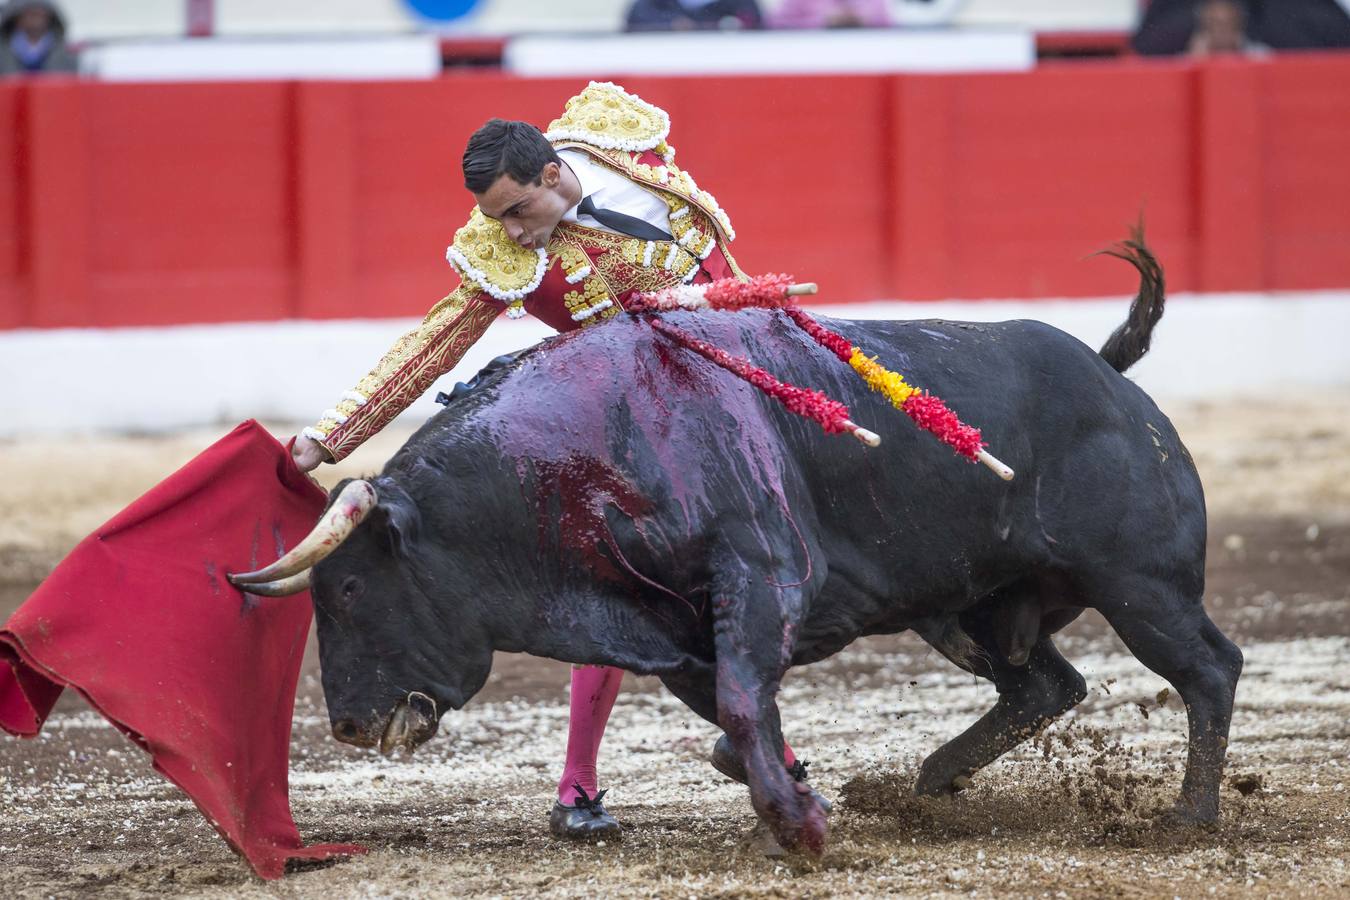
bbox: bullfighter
[289,81,800,840]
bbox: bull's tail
[1096,224,1166,374]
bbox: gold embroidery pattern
[666,196,718,264]
[315,288,498,461]
[553,222,631,254]
[547,223,701,322]
[552,222,700,302]
[545,82,670,153]
[555,243,592,283]
[677,170,736,241]
[549,226,620,327]
[562,275,615,325]
[447,208,548,300]
[632,160,673,187]
[612,230,699,285]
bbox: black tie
[578,195,672,242]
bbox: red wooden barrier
[1262,56,1350,290]
[0,84,21,329]
[2,55,1349,330]
[891,62,1199,299]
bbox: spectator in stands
[771,0,892,29]
[625,0,764,31]
[1133,0,1350,55]
[0,0,76,75]
[1189,0,1266,55]
[0,0,73,75]
[1255,0,1350,48]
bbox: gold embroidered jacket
[306,81,745,462]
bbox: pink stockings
[556,664,797,805]
[558,665,624,805]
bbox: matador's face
[475,162,575,252]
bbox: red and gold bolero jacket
[307,81,746,462]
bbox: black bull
[305,243,1242,853]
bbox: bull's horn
[237,569,312,597]
[227,479,378,586]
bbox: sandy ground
[1,394,1348,898]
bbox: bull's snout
[329,692,439,755]
[378,692,439,755]
[332,718,374,747]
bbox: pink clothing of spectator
[771,0,893,29]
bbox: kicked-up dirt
[0,394,1348,898]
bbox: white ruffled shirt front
[558,148,673,237]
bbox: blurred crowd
[1134,0,1350,56]
[625,0,893,31]
[621,0,1350,57]
[617,0,1350,58]
[0,0,73,75]
[1,0,1348,80]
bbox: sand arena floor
[1,394,1348,898]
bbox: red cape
[0,420,365,879]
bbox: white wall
[60,0,186,41]
[2,292,1346,438]
[504,29,1036,77]
[954,0,1137,30]
[83,35,443,80]
[215,0,414,35]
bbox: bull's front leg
[711,560,827,855]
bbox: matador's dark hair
[462,119,561,193]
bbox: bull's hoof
[1157,800,1219,828]
[548,800,622,842]
[710,734,747,783]
[913,759,973,797]
[913,775,969,797]
[709,735,834,813]
[770,782,829,857]
[745,821,790,859]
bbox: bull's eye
[340,575,363,603]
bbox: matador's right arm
[302,208,551,462]
[303,283,500,462]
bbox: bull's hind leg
[1094,578,1243,823]
[915,632,1087,796]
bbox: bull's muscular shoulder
[544,81,675,161]
[445,208,549,302]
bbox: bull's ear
[368,492,420,557]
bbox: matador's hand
[291,434,329,473]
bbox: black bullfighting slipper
[548,784,622,841]
[710,734,833,813]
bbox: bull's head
[228,477,495,755]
